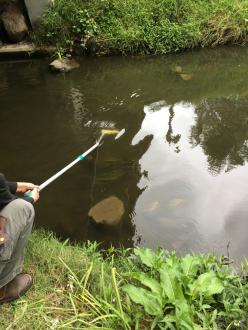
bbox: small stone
[49,58,80,73]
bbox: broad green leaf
[193,324,205,330]
[175,303,194,328]
[162,308,201,330]
[130,272,162,295]
[161,314,177,324]
[134,248,158,268]
[179,319,196,330]
[159,264,186,303]
[190,271,224,297]
[181,255,201,277]
[122,284,163,316]
[163,253,179,269]
[179,305,206,330]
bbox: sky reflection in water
[132,100,248,262]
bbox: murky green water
[1,47,248,262]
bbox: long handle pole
[25,129,126,198]
[38,141,100,192]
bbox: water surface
[1,47,248,262]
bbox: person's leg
[0,199,34,289]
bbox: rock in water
[49,58,80,73]
[180,73,193,81]
[1,3,28,43]
[173,65,183,73]
[88,196,125,225]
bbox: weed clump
[34,0,248,55]
[0,230,248,329]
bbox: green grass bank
[33,0,248,55]
[0,230,248,329]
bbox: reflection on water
[191,98,248,174]
[166,105,181,152]
[2,47,248,262]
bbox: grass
[0,230,248,329]
[33,0,248,55]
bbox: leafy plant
[54,47,65,60]
[1,231,248,329]
[122,248,248,329]
[33,0,248,55]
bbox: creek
[1,47,248,262]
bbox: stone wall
[24,0,52,27]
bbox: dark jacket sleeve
[0,173,17,210]
[0,174,34,210]
[6,181,17,194]
[6,181,33,203]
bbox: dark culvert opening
[0,0,31,45]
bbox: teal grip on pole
[78,154,85,161]
[25,191,31,198]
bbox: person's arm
[27,188,39,203]
[0,173,18,208]
[0,174,38,204]
[6,181,17,194]
[6,179,39,196]
[16,182,39,203]
[16,182,38,193]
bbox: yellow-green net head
[101,129,120,136]
[99,128,125,142]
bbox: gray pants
[0,199,34,288]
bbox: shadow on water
[2,47,248,261]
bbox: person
[0,173,39,303]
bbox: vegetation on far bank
[33,0,248,55]
[0,230,248,329]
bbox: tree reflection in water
[165,105,181,153]
[190,97,248,174]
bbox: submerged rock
[49,58,80,73]
[172,65,193,81]
[88,196,125,225]
[173,65,183,73]
[1,3,28,43]
[180,73,193,81]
